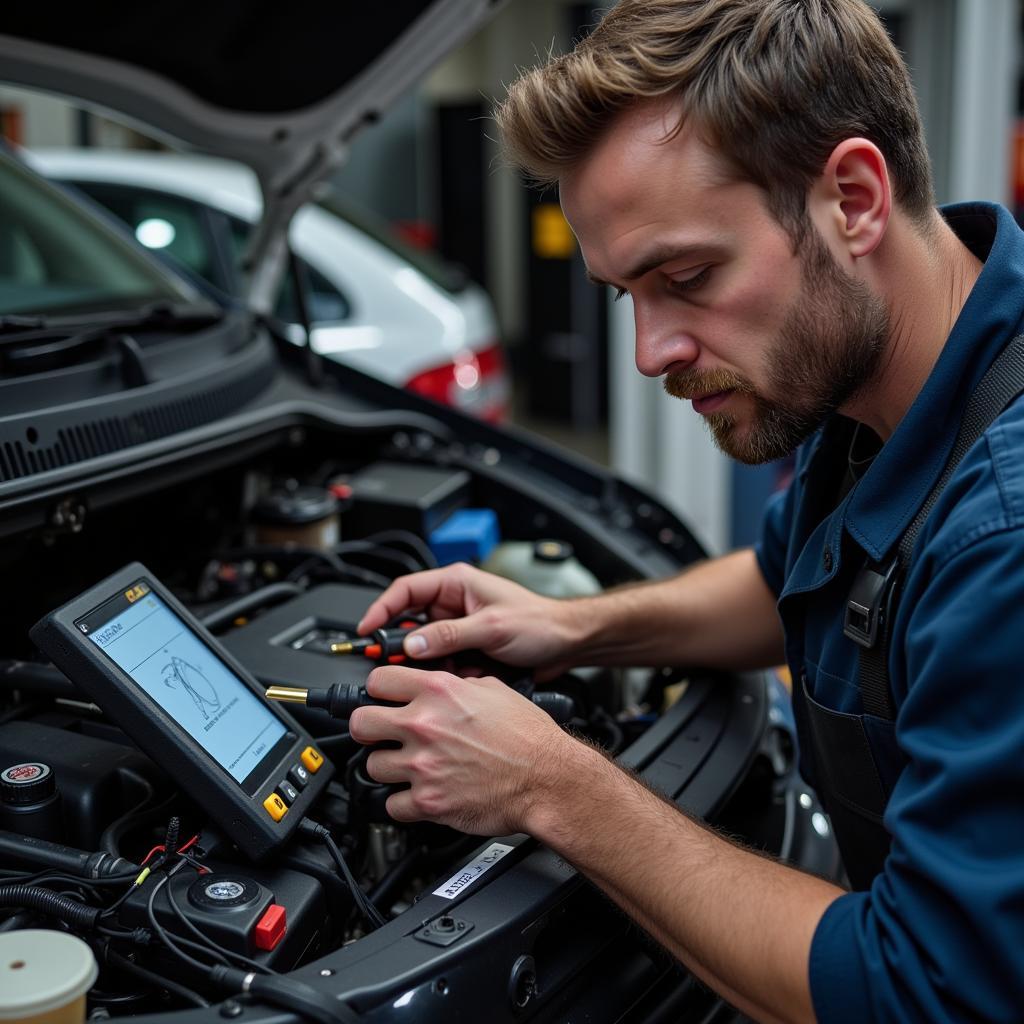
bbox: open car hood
[0,1,504,311]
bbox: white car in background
[29,149,509,422]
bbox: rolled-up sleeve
[808,527,1024,1023]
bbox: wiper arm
[0,302,224,349]
[0,302,227,379]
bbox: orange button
[263,793,288,822]
[253,903,287,951]
[300,746,324,774]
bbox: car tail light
[406,343,509,422]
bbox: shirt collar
[844,202,1024,560]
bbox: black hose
[0,659,76,698]
[0,829,139,878]
[0,884,101,929]
[199,582,303,632]
[210,965,360,1024]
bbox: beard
[663,229,889,465]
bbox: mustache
[662,367,753,401]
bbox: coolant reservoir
[482,540,601,598]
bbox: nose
[632,300,700,378]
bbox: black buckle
[843,558,900,649]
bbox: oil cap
[251,486,338,526]
[1,762,55,805]
[533,539,573,563]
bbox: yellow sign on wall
[532,204,576,260]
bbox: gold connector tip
[329,642,355,654]
[265,685,310,704]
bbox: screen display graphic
[77,582,287,784]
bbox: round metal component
[187,874,261,911]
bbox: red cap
[253,904,287,951]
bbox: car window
[0,153,187,316]
[67,181,227,292]
[314,191,467,295]
[226,216,351,325]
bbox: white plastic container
[482,540,601,598]
[0,930,97,1024]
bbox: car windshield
[0,149,192,317]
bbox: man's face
[560,99,889,464]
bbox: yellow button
[300,746,324,774]
[263,793,288,822]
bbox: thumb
[402,613,493,659]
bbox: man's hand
[357,562,583,678]
[348,664,568,835]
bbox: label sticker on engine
[432,842,515,900]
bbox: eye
[612,287,629,303]
[668,266,712,294]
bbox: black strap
[846,333,1024,719]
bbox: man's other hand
[357,562,583,679]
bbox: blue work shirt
[756,202,1024,1023]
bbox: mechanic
[348,1,1024,1021]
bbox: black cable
[13,871,137,888]
[361,529,438,569]
[333,540,422,577]
[144,873,211,978]
[299,819,385,929]
[98,774,166,857]
[220,545,392,589]
[326,833,385,929]
[104,947,210,1009]
[100,875,144,920]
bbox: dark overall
[778,414,900,892]
[786,335,1024,892]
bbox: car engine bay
[0,332,839,1022]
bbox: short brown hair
[496,0,935,242]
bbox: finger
[402,610,502,659]
[348,704,407,746]
[357,568,460,634]
[365,748,408,785]
[384,788,422,823]
[365,665,450,703]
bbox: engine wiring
[299,817,387,930]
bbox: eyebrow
[585,242,717,289]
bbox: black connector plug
[267,682,576,724]
[265,683,402,718]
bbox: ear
[809,138,891,259]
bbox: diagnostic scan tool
[31,562,333,860]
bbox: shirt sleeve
[808,526,1024,1023]
[754,481,795,597]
